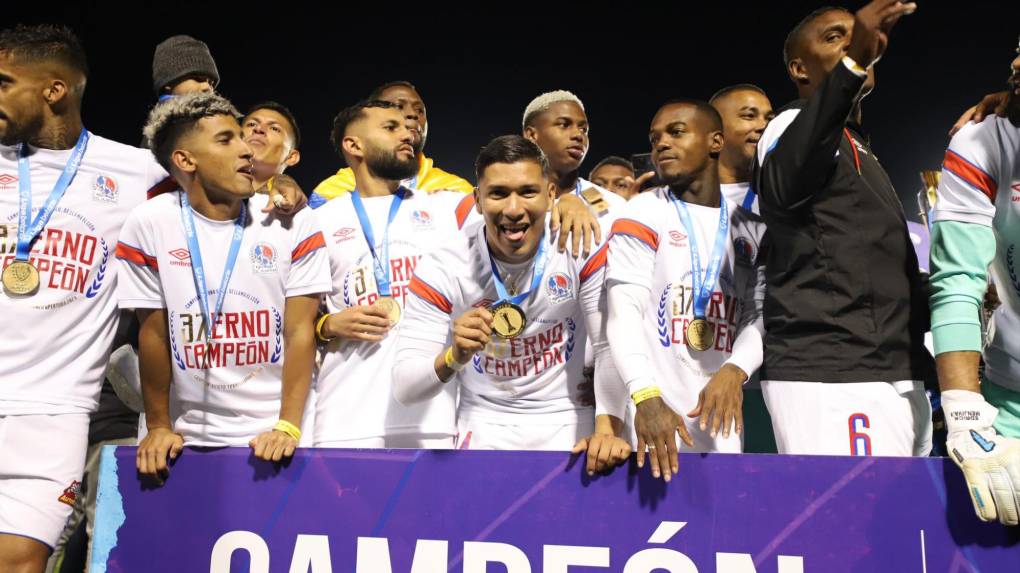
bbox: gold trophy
[917,170,940,228]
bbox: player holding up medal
[117,93,330,482]
[393,135,627,453]
[604,100,766,482]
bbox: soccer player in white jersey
[313,100,476,448]
[605,100,765,482]
[392,135,626,453]
[709,84,774,217]
[117,92,329,482]
[0,25,171,571]
[927,40,1020,526]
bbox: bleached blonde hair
[143,92,240,171]
[522,90,585,130]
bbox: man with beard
[710,84,774,216]
[602,100,765,481]
[0,24,169,572]
[312,99,475,448]
[310,81,471,207]
[926,37,1020,526]
[392,135,625,456]
[752,1,933,457]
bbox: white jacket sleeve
[606,281,655,411]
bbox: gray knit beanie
[151,35,220,94]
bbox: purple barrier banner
[92,447,1019,572]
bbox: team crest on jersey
[733,237,756,265]
[546,272,574,303]
[58,480,82,507]
[0,173,17,190]
[669,231,687,247]
[250,242,278,273]
[412,210,433,229]
[92,175,119,203]
[333,227,356,243]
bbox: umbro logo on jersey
[669,231,687,247]
[0,173,16,190]
[1011,183,1020,202]
[169,248,190,261]
[92,175,119,203]
[334,227,356,242]
[472,298,494,309]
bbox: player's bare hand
[325,305,393,342]
[136,426,184,485]
[847,0,917,68]
[625,171,656,198]
[573,432,632,475]
[452,308,493,363]
[634,396,693,482]
[688,363,746,439]
[259,174,307,215]
[249,430,298,462]
[551,193,601,258]
[950,92,1009,136]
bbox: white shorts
[0,413,89,549]
[315,433,454,449]
[456,416,594,451]
[761,379,932,456]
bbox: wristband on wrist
[315,313,333,343]
[444,346,466,372]
[631,386,662,405]
[273,419,302,441]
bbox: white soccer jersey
[313,188,476,443]
[605,187,765,420]
[0,135,171,415]
[116,191,330,445]
[721,182,759,216]
[397,218,616,426]
[933,116,1020,392]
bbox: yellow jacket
[309,155,473,207]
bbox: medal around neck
[491,301,527,339]
[485,227,549,341]
[2,261,40,295]
[373,296,402,324]
[685,318,714,351]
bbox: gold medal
[2,261,40,296]
[685,318,714,351]
[491,302,526,339]
[580,187,609,215]
[373,296,402,324]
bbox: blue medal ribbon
[351,188,406,297]
[670,192,729,320]
[486,229,549,306]
[180,193,247,339]
[15,129,90,261]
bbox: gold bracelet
[273,419,302,441]
[444,346,466,372]
[315,313,333,343]
[631,386,662,405]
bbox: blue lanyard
[180,193,247,339]
[574,179,582,196]
[670,192,729,319]
[15,129,90,260]
[486,230,549,305]
[742,187,757,212]
[351,188,405,297]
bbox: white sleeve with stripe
[285,211,331,297]
[115,209,164,310]
[933,119,1001,227]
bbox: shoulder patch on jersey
[92,175,119,203]
[251,242,278,273]
[733,236,757,265]
[545,272,574,304]
[58,480,82,507]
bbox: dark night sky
[10,1,1020,220]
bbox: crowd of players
[1,1,1020,571]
